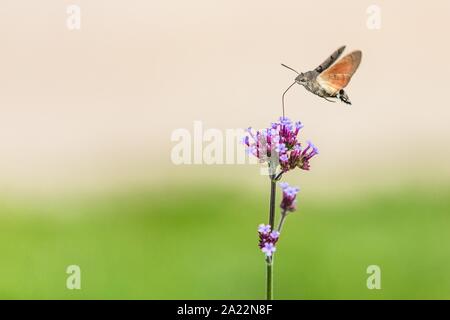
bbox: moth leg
[323,97,336,103]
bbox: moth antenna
[281,64,300,75]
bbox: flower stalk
[266,262,273,300]
[277,210,288,232]
[268,176,276,231]
[266,175,276,300]
[245,115,318,300]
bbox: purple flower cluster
[279,182,299,212]
[280,140,319,172]
[243,117,318,173]
[258,224,280,257]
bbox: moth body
[284,46,361,106]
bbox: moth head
[295,73,307,85]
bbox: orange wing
[316,51,362,95]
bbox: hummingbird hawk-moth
[282,46,362,105]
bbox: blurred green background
[1,181,449,299]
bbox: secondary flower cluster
[258,224,280,257]
[243,117,319,173]
[280,182,300,212]
[257,182,300,257]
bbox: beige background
[0,0,449,194]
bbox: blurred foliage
[0,184,449,299]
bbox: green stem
[266,176,276,300]
[269,178,276,229]
[266,261,273,300]
[277,211,287,232]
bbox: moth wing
[316,51,362,95]
[315,45,346,73]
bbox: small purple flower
[270,231,280,240]
[297,141,319,171]
[258,223,280,256]
[279,182,289,189]
[258,224,271,234]
[261,242,277,257]
[279,116,291,125]
[295,121,304,132]
[276,143,287,154]
[280,182,300,212]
